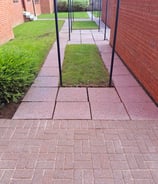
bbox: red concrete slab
[88,88,121,102]
[116,87,152,103]
[90,102,130,120]
[113,75,139,87]
[53,102,91,120]
[23,87,58,102]
[13,102,54,119]
[125,102,158,120]
[57,88,88,102]
[38,67,59,77]
[32,77,59,87]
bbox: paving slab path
[2,14,158,184]
[13,16,158,120]
[1,119,158,183]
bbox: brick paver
[0,119,158,183]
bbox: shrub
[73,1,88,11]
[58,1,68,12]
[57,0,88,12]
[0,47,38,104]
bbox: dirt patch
[0,102,20,119]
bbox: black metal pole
[68,0,71,40]
[72,0,74,21]
[32,0,36,17]
[104,0,108,40]
[91,0,93,21]
[54,0,62,86]
[98,0,102,31]
[69,0,73,32]
[109,0,120,87]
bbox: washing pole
[104,0,108,40]
[68,0,71,40]
[91,0,94,21]
[109,0,120,87]
[98,0,102,31]
[54,0,62,86]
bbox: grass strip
[72,21,98,30]
[62,44,109,87]
[38,12,89,19]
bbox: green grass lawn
[38,11,89,19]
[62,44,109,87]
[72,21,98,29]
[0,20,64,104]
[93,11,101,18]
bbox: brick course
[40,0,54,14]
[102,0,158,104]
[0,0,14,45]
[11,0,24,27]
[23,0,41,16]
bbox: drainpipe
[21,0,26,11]
[109,0,120,87]
[32,0,36,17]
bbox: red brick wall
[11,0,25,27]
[0,0,14,45]
[107,0,158,104]
[40,0,54,14]
[102,0,115,28]
[24,0,41,15]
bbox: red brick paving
[0,119,158,183]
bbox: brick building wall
[23,0,41,15]
[11,0,25,27]
[102,0,115,28]
[0,0,43,45]
[40,0,54,14]
[102,0,158,104]
[0,0,14,45]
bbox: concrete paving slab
[97,44,112,54]
[125,102,158,120]
[116,87,152,103]
[68,41,81,44]
[13,102,54,119]
[54,102,91,120]
[57,88,88,102]
[90,102,130,120]
[22,87,58,102]
[88,88,121,102]
[38,67,59,77]
[32,77,59,87]
[113,65,131,75]
[113,75,139,87]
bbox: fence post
[109,0,120,86]
[54,0,63,86]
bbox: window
[34,0,39,4]
[13,0,19,3]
